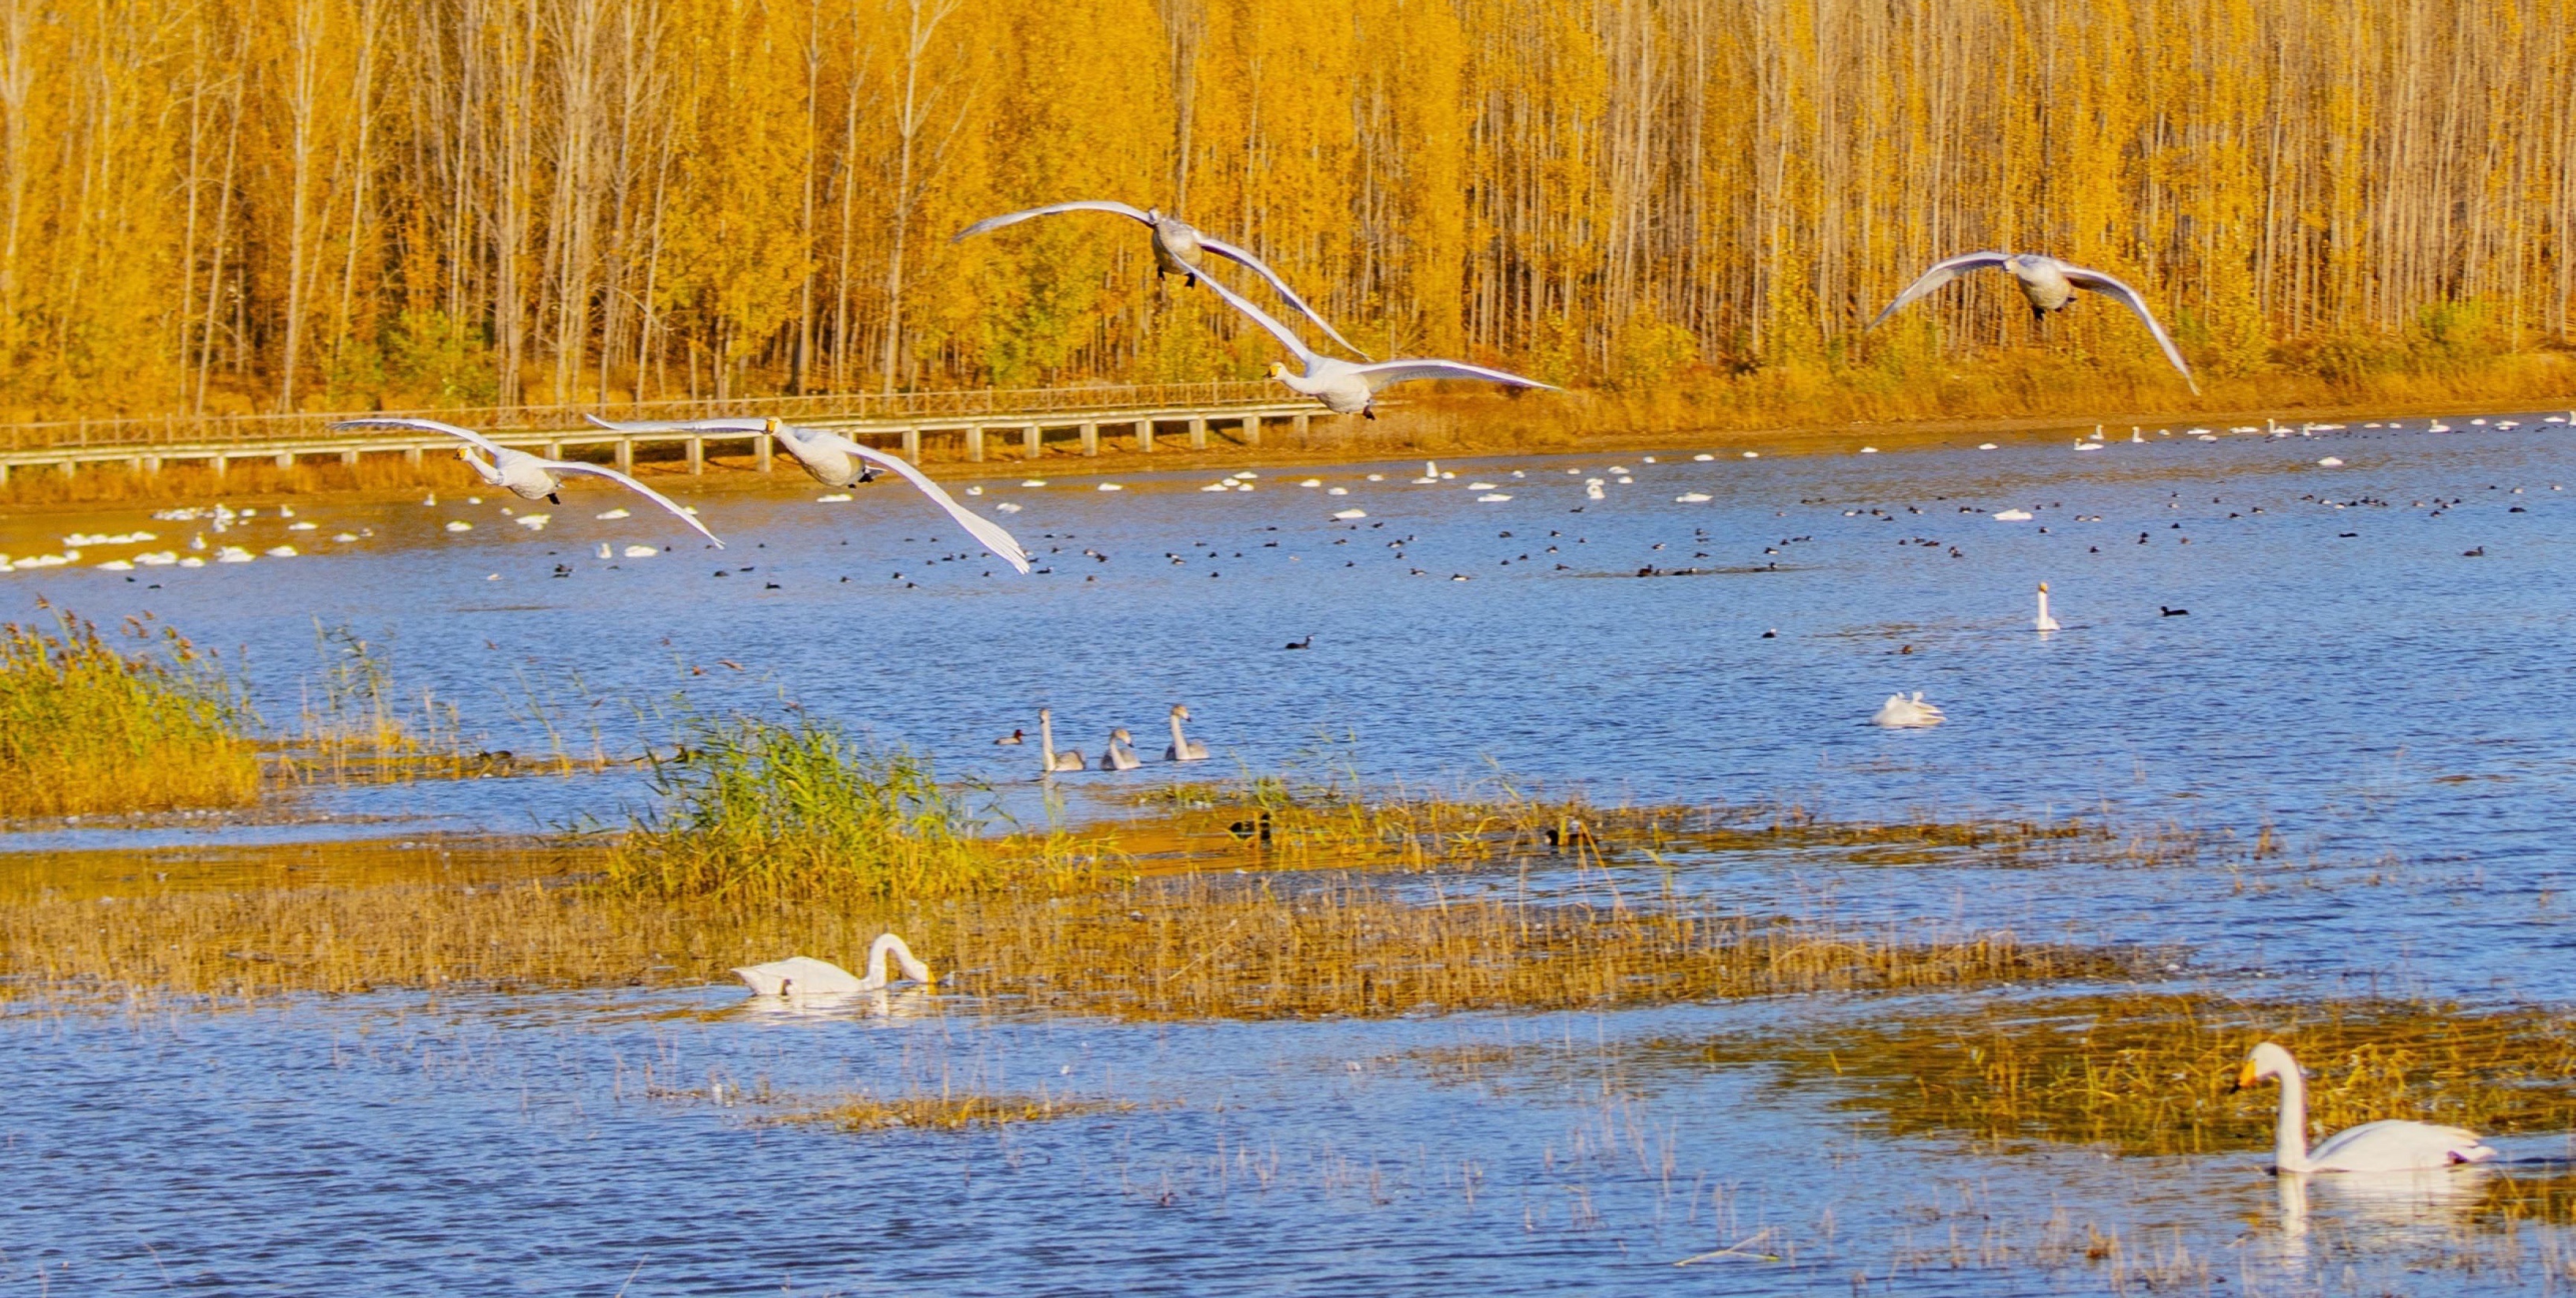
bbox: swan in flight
[2237,1042,2496,1173]
[952,201,1369,357]
[1868,252,2200,394]
[1196,268,1553,418]
[2035,581,2061,632]
[331,417,722,546]
[1102,728,1142,771]
[1870,691,1945,728]
[1165,704,1208,761]
[1038,708,1084,772]
[732,933,934,997]
[583,414,1029,573]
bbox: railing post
[1293,413,1310,444]
[1241,414,1260,447]
[901,428,921,463]
[965,425,985,462]
[405,445,423,469]
[275,451,295,470]
[1189,415,1208,451]
[687,436,703,474]
[342,450,358,467]
[1136,417,1154,453]
[1023,424,1042,458]
[616,439,634,473]
[1080,422,1099,456]
[755,432,772,473]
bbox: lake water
[5,412,2573,1293]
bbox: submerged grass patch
[0,604,257,817]
[773,1091,1136,1133]
[1680,992,2576,1155]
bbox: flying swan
[581,414,1030,573]
[1867,252,2200,394]
[732,933,934,997]
[1197,267,1554,418]
[331,417,723,546]
[952,201,1370,357]
[2237,1042,2496,1173]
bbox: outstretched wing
[2058,263,2202,395]
[1865,251,2014,331]
[331,415,508,458]
[581,414,769,434]
[950,200,1153,243]
[1352,359,1556,395]
[1195,236,1371,360]
[545,462,725,548]
[1196,267,1318,369]
[838,445,1032,574]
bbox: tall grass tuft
[604,715,1089,901]
[0,601,257,817]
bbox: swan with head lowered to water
[1870,691,1945,728]
[1101,728,1142,771]
[1165,704,1209,761]
[732,933,933,997]
[2237,1042,2496,1173]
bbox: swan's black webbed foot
[1364,406,1376,421]
[549,492,561,504]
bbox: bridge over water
[0,382,1333,483]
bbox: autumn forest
[4,0,2575,421]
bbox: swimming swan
[1102,727,1142,771]
[2035,581,2061,632]
[1868,252,2200,394]
[732,933,934,997]
[1165,704,1209,761]
[582,414,1029,573]
[2237,1042,2496,1173]
[331,417,723,546]
[1196,267,1553,418]
[1870,691,1945,728]
[1039,707,1084,772]
[952,201,1369,357]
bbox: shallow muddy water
[6,411,2576,1292]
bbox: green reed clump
[0,603,256,817]
[603,715,1091,901]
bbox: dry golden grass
[769,1091,1137,1133]
[0,454,478,509]
[0,604,259,817]
[0,825,2144,1015]
[1679,992,2576,1154]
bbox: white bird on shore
[583,414,1029,573]
[2035,581,2061,632]
[1038,708,1084,772]
[952,201,1369,357]
[1197,267,1554,418]
[2237,1042,2495,1173]
[331,417,723,546]
[1102,728,1142,771]
[732,934,934,997]
[1870,691,1945,728]
[1165,704,1209,762]
[1868,252,2200,394]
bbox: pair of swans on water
[1867,583,2071,727]
[725,948,2496,1179]
[1008,705,1208,773]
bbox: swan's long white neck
[2037,589,2050,621]
[2271,1064,2311,1172]
[1170,711,1189,750]
[1040,711,1058,766]
[865,933,931,987]
[460,451,505,486]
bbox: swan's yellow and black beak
[2233,1059,2260,1092]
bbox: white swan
[1196,267,1554,418]
[732,933,934,997]
[582,414,1029,573]
[1165,704,1208,761]
[1868,252,2200,394]
[1038,707,1084,772]
[1870,691,1945,728]
[1102,727,1142,771]
[952,201,1368,357]
[2238,1042,2496,1173]
[331,417,723,546]
[2035,581,2061,632]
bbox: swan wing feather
[1866,251,2013,331]
[1195,266,1318,368]
[840,443,1033,574]
[950,200,1152,242]
[581,414,769,434]
[331,416,509,458]
[1353,360,1556,393]
[2055,262,2202,394]
[1195,235,1372,359]
[2308,1119,2494,1172]
[543,462,724,548]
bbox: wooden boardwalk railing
[0,382,1327,482]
